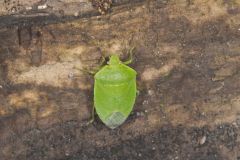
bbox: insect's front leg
[123,47,135,65]
[74,56,106,75]
[73,65,99,75]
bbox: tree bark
[0,0,240,159]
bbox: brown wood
[0,0,240,159]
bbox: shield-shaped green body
[94,55,137,129]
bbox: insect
[80,52,137,129]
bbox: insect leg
[89,56,106,74]
[99,55,106,66]
[136,90,140,96]
[123,47,135,65]
[74,55,106,75]
[73,66,97,75]
[86,105,95,125]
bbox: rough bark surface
[0,0,240,160]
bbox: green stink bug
[93,54,137,129]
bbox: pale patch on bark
[141,59,179,81]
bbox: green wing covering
[94,63,137,129]
[94,79,136,129]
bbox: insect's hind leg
[123,47,135,65]
[86,105,95,125]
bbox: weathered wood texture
[0,0,102,16]
[0,0,145,27]
[0,0,240,160]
